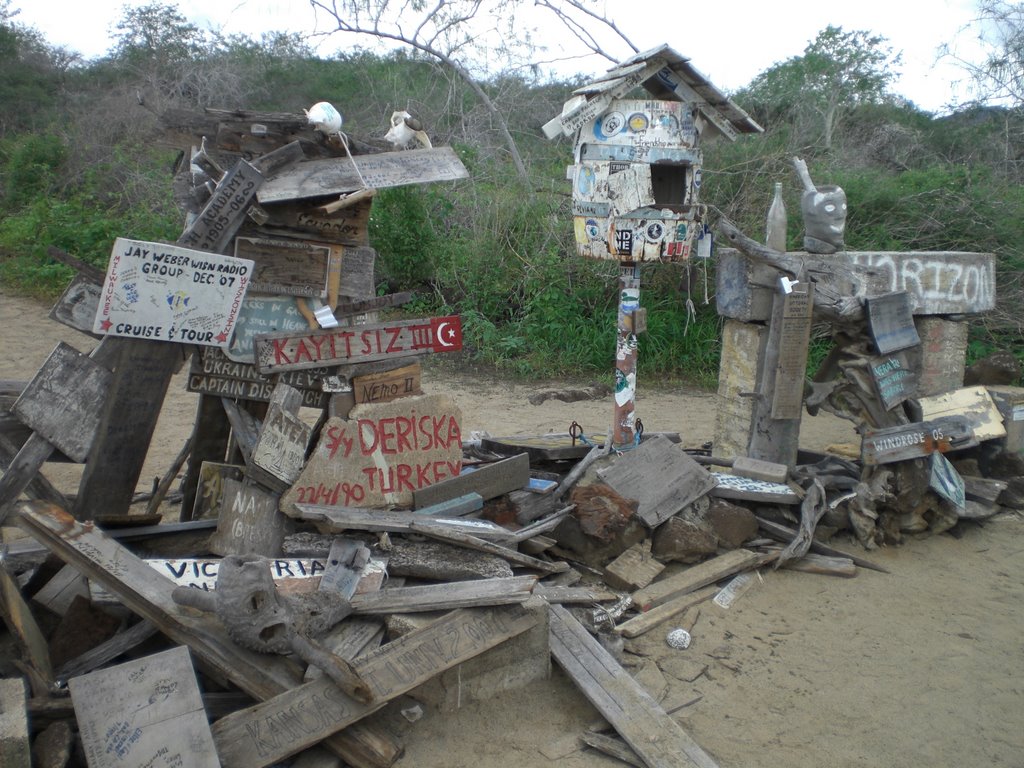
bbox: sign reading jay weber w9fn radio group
[93,237,253,348]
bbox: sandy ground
[2,288,1023,768]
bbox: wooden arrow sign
[253,315,462,374]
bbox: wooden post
[613,263,640,447]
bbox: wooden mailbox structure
[545,44,762,446]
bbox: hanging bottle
[766,181,787,252]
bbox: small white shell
[666,628,691,650]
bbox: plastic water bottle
[766,182,787,252]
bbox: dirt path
[2,289,1022,767]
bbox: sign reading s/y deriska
[254,315,463,374]
[93,237,254,347]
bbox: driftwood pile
[0,106,1022,768]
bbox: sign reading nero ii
[94,238,253,347]
[281,393,462,511]
[254,315,462,374]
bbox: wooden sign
[771,283,814,420]
[69,645,220,768]
[210,478,291,557]
[870,351,918,410]
[12,342,112,462]
[257,147,469,204]
[861,415,976,466]
[709,473,800,504]
[867,291,921,354]
[849,251,996,315]
[282,393,462,511]
[93,238,253,348]
[352,362,422,404]
[247,199,371,247]
[191,461,244,519]
[187,347,331,408]
[251,385,312,489]
[234,236,331,298]
[930,451,966,510]
[178,158,263,254]
[254,315,463,374]
[49,272,102,335]
[225,295,314,363]
[916,386,1007,442]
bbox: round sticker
[585,219,600,240]
[627,113,649,132]
[645,222,665,241]
[598,111,625,138]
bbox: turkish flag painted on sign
[429,315,463,353]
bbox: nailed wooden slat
[632,549,762,612]
[293,504,513,540]
[348,576,537,614]
[412,452,530,509]
[615,585,718,639]
[549,604,719,768]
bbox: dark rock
[964,351,1021,386]
[32,720,73,768]
[651,514,718,564]
[706,498,758,549]
[998,477,1024,510]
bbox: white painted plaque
[93,237,253,347]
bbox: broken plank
[0,558,53,686]
[614,585,717,639]
[408,521,569,574]
[580,731,644,767]
[413,452,530,509]
[211,604,539,767]
[349,576,537,614]
[294,503,514,540]
[549,604,719,768]
[0,677,30,768]
[56,620,159,681]
[632,549,761,612]
[16,501,401,768]
[777,551,857,578]
[602,541,665,592]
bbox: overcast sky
[13,0,987,113]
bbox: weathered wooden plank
[861,415,977,466]
[247,200,371,248]
[349,577,537,614]
[0,433,59,525]
[210,604,539,767]
[94,238,253,346]
[293,504,513,541]
[412,452,530,509]
[73,339,183,520]
[178,158,264,253]
[31,564,89,617]
[48,272,103,335]
[55,620,159,681]
[0,555,54,689]
[549,604,719,768]
[303,619,384,682]
[632,549,761,612]
[615,585,718,639]
[16,501,401,768]
[407,521,569,574]
[596,435,716,528]
[749,288,802,464]
[234,236,331,297]
[755,516,889,573]
[602,541,665,592]
[251,384,312,489]
[580,731,644,767]
[254,315,462,374]
[352,362,422,405]
[257,147,469,204]
[770,282,814,420]
[532,585,620,604]
[0,677,30,768]
[70,645,220,768]
[12,341,112,462]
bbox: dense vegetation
[1,2,1022,386]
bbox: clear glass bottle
[766,182,787,252]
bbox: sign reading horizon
[93,237,253,347]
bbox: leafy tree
[739,25,900,151]
[943,0,1024,107]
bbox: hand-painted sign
[178,159,263,254]
[281,393,462,510]
[861,415,976,465]
[187,347,331,408]
[94,238,253,347]
[930,451,966,510]
[254,315,463,374]
[225,295,312,363]
[869,351,918,410]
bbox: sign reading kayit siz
[254,315,463,374]
[93,237,253,347]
